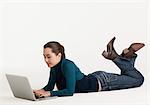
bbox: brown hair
[44,41,66,59]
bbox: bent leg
[109,54,144,90]
[102,72,144,90]
[92,71,144,91]
[113,54,144,79]
[92,54,144,91]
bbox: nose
[45,58,49,63]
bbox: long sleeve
[43,68,56,91]
[50,61,76,96]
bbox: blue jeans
[91,54,144,91]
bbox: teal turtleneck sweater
[43,58,98,97]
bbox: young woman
[33,37,145,98]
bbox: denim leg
[92,54,144,91]
[113,54,144,79]
[108,54,145,90]
[91,71,109,91]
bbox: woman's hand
[33,89,51,97]
[40,91,51,97]
[33,89,45,94]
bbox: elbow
[58,91,74,97]
[64,89,74,96]
[64,93,73,96]
[66,90,74,96]
[68,92,74,96]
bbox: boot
[102,37,119,60]
[121,43,145,59]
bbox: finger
[39,95,45,98]
[35,91,42,94]
[39,89,45,92]
[35,92,41,96]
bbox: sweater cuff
[50,91,57,96]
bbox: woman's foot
[121,43,145,59]
[102,37,119,60]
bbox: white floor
[0,0,150,105]
[0,83,148,105]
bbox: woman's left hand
[34,90,51,97]
[40,91,51,97]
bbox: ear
[58,53,62,58]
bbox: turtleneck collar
[51,58,64,69]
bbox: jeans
[91,54,144,91]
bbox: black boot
[102,37,119,60]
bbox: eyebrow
[43,54,51,56]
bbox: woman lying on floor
[33,37,145,97]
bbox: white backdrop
[0,0,149,104]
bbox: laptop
[6,74,50,101]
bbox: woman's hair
[44,41,66,59]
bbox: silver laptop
[6,74,48,101]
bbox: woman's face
[43,48,61,68]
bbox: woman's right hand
[33,89,45,94]
[33,89,45,97]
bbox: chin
[48,64,54,68]
[48,65,52,68]
[47,63,57,68]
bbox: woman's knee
[135,75,144,87]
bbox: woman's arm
[43,68,56,91]
[50,61,76,96]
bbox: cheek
[48,59,53,63]
[46,58,55,64]
[50,59,58,66]
[48,60,57,67]
[52,59,57,64]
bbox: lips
[47,63,53,67]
